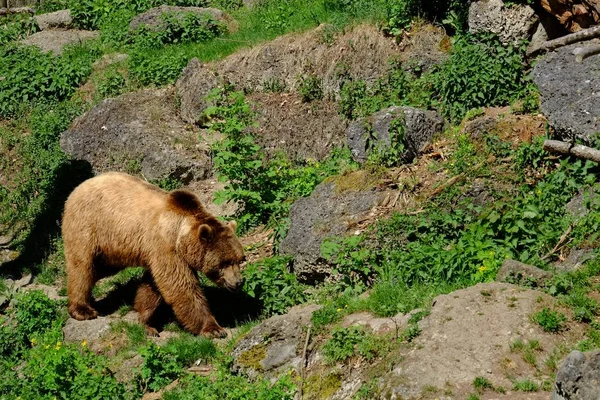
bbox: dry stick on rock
[541,25,600,51]
[573,44,600,62]
[543,140,600,163]
[541,225,573,261]
[0,7,35,16]
[299,326,312,400]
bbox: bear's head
[168,190,245,291]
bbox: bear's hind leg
[66,250,98,320]
[134,274,163,337]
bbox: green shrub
[97,69,127,98]
[203,86,357,235]
[163,372,296,400]
[298,74,323,102]
[242,256,307,317]
[128,44,194,86]
[128,12,226,48]
[322,326,387,364]
[137,343,183,393]
[14,290,62,339]
[532,308,567,333]
[0,14,39,45]
[1,326,130,399]
[0,43,98,117]
[433,35,529,122]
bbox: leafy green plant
[322,326,387,364]
[532,308,567,333]
[203,86,357,235]
[298,74,323,102]
[97,69,127,98]
[162,333,217,366]
[0,42,98,117]
[137,342,182,392]
[128,12,226,48]
[0,14,39,45]
[163,372,296,400]
[14,290,62,339]
[242,256,307,316]
[433,35,529,122]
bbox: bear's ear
[168,190,206,215]
[199,224,214,242]
[228,220,237,233]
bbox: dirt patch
[213,24,400,97]
[248,92,347,161]
[462,106,547,145]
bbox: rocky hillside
[2,0,600,399]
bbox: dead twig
[299,326,312,400]
[540,25,600,52]
[573,44,600,62]
[541,225,573,261]
[543,139,600,163]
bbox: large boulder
[468,0,538,45]
[176,58,221,125]
[60,87,212,184]
[381,282,568,398]
[176,24,400,124]
[20,29,99,55]
[35,9,73,31]
[129,5,236,32]
[552,350,600,399]
[231,304,319,379]
[346,106,444,164]
[279,174,389,282]
[532,44,600,143]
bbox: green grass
[513,379,539,392]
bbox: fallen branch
[0,7,34,16]
[573,44,600,62]
[541,225,573,261]
[543,139,600,163]
[540,25,600,51]
[299,326,311,400]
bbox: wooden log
[540,24,600,51]
[543,139,600,163]
[0,6,35,15]
[573,44,600,61]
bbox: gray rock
[231,304,319,379]
[175,58,220,124]
[19,29,99,55]
[468,0,538,45]
[553,350,600,400]
[532,44,600,143]
[60,87,212,184]
[346,106,444,164]
[279,178,388,282]
[0,249,19,267]
[496,259,552,287]
[63,316,113,343]
[129,6,234,32]
[556,248,595,272]
[566,187,600,219]
[35,9,72,31]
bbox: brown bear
[62,172,245,338]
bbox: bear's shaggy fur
[62,172,245,338]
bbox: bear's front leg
[151,263,227,338]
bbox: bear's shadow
[95,280,262,331]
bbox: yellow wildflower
[30,338,36,346]
[55,341,62,350]
[81,340,87,348]
[478,266,487,273]
[336,308,342,312]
